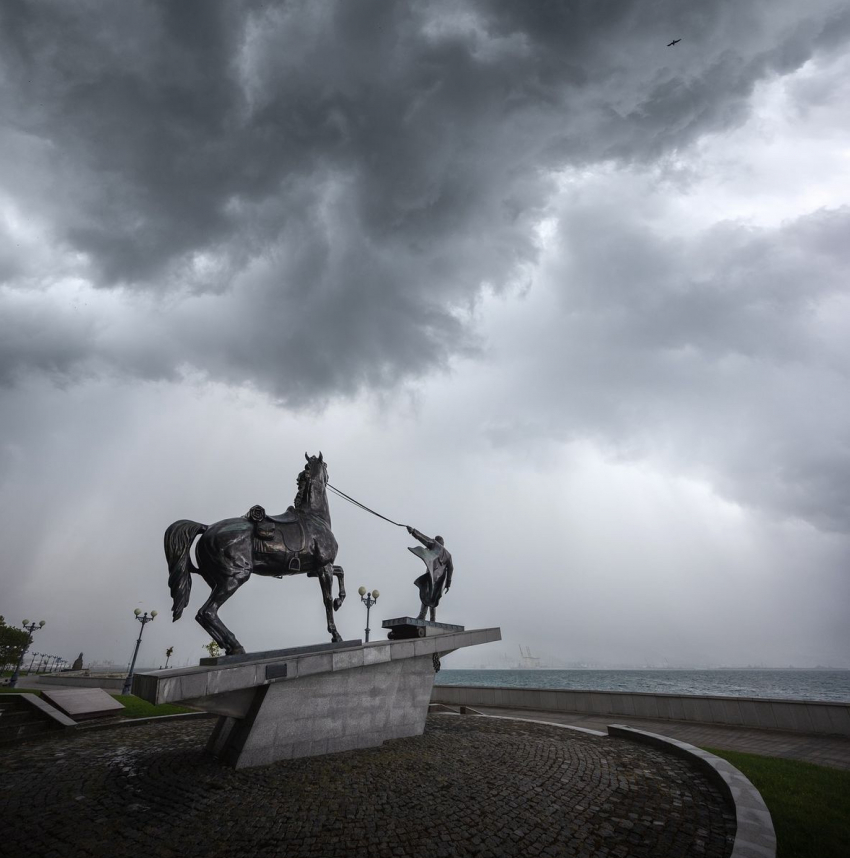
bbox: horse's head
[303,451,328,492]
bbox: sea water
[434,669,850,703]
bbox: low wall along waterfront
[36,675,124,692]
[430,684,850,737]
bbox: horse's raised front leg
[196,573,250,656]
[332,564,346,612]
[318,564,342,642]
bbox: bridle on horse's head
[303,452,328,487]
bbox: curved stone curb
[608,724,776,858]
[427,703,460,714]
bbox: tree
[164,646,174,668]
[202,641,221,658]
[0,617,30,672]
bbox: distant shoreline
[446,666,850,671]
[435,667,850,703]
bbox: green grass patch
[1,686,192,718]
[112,694,193,718]
[705,747,850,858]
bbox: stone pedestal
[133,625,500,769]
[382,616,464,639]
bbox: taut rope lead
[327,483,408,528]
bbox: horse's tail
[165,519,207,622]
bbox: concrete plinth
[134,625,500,769]
[382,616,464,639]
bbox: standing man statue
[407,526,453,622]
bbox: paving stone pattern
[0,716,735,858]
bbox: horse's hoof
[228,646,246,656]
[331,633,343,643]
[333,599,342,612]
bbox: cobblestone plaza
[1,715,735,858]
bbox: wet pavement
[0,714,735,858]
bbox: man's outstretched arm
[407,525,436,549]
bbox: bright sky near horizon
[1,1,849,670]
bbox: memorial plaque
[265,663,288,680]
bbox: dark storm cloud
[1,0,847,399]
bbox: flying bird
[667,39,682,46]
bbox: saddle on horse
[246,504,306,571]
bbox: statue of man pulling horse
[164,453,345,655]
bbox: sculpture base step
[200,639,362,667]
[382,617,464,639]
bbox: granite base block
[135,626,501,769]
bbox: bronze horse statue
[165,453,345,655]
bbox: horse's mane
[294,467,309,508]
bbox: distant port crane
[519,645,541,669]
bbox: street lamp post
[10,620,46,688]
[122,609,157,695]
[357,587,380,643]
[26,651,40,674]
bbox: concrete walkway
[459,704,850,770]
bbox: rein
[327,483,408,528]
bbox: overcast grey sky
[1,0,849,669]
